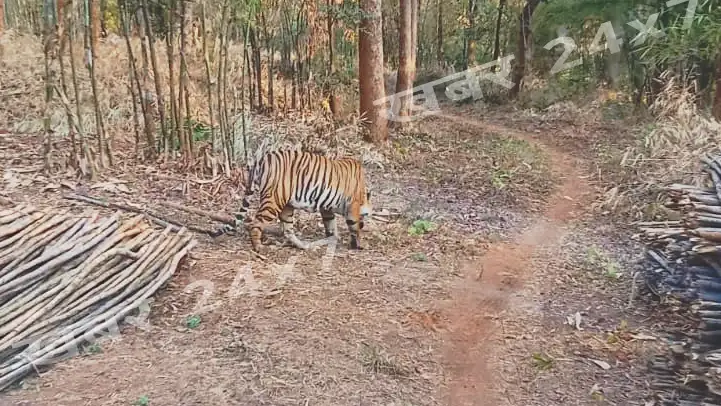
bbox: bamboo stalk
[201,3,215,152]
[119,0,154,158]
[140,0,168,153]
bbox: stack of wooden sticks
[0,204,196,391]
[639,154,721,405]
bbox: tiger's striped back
[210,149,372,251]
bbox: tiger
[209,149,373,252]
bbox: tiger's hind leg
[320,209,338,239]
[279,204,311,250]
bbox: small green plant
[531,352,555,370]
[186,118,211,143]
[185,314,201,329]
[156,117,212,152]
[134,395,150,406]
[359,343,406,376]
[410,252,428,262]
[585,246,622,279]
[408,219,437,236]
[84,342,102,354]
[491,169,512,189]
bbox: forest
[0,0,721,404]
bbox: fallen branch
[158,201,235,225]
[62,193,216,235]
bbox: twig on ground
[62,193,216,234]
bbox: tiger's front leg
[279,205,311,250]
[246,193,283,252]
[344,206,363,250]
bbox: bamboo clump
[0,204,196,392]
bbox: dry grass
[593,74,721,219]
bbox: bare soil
[0,104,664,406]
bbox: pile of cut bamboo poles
[0,204,196,391]
[639,154,721,405]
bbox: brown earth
[436,115,594,406]
[0,106,661,406]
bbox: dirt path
[436,114,595,406]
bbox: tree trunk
[100,0,107,36]
[291,60,297,109]
[509,0,541,99]
[245,46,254,109]
[436,0,443,67]
[0,0,4,33]
[713,52,721,121]
[697,58,713,109]
[166,0,180,155]
[249,28,263,110]
[381,4,389,66]
[410,0,418,76]
[359,0,388,143]
[261,11,274,112]
[606,13,622,88]
[136,9,149,83]
[466,0,476,68]
[90,0,100,51]
[327,0,341,120]
[491,0,505,67]
[180,0,192,158]
[394,0,413,124]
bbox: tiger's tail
[208,161,262,238]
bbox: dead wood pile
[0,204,196,392]
[639,154,721,405]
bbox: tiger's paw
[349,238,363,250]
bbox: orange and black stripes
[209,149,372,252]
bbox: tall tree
[359,0,388,142]
[491,0,505,63]
[394,0,413,123]
[1,0,6,33]
[465,0,476,68]
[326,0,341,119]
[509,0,541,98]
[90,0,100,51]
[410,0,418,75]
[436,0,443,66]
[714,51,721,120]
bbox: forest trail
[436,114,595,405]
